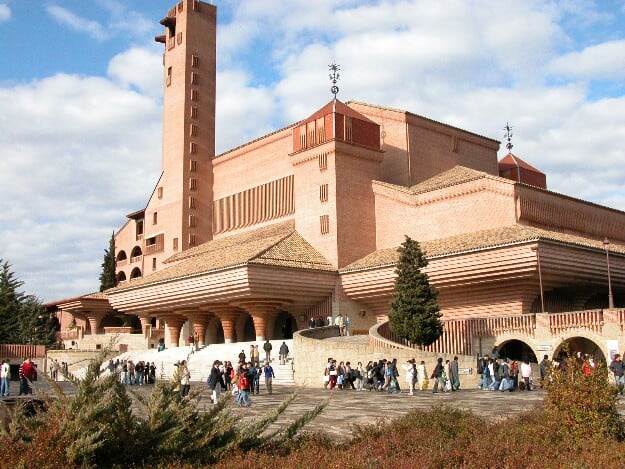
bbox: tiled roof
[305,99,377,124]
[499,153,544,173]
[340,225,625,272]
[108,222,334,292]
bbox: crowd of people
[107,359,157,386]
[322,356,463,394]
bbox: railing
[0,344,46,359]
[57,330,79,341]
[374,309,611,356]
[549,309,603,334]
[130,255,142,264]
[103,327,133,334]
[116,259,127,267]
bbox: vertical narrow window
[189,196,196,208]
[320,183,328,203]
[188,233,197,245]
[173,237,179,251]
[319,152,328,170]
[191,89,198,101]
[190,106,198,119]
[189,178,197,190]
[190,124,198,136]
[153,212,158,225]
[344,116,353,141]
[299,125,307,149]
[191,71,199,84]
[166,66,172,86]
[152,258,157,271]
[320,215,330,235]
[189,142,197,154]
[189,160,198,172]
[189,214,197,227]
[157,187,163,199]
[191,54,200,67]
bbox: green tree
[0,259,51,345]
[99,231,117,291]
[389,236,443,347]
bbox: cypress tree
[389,236,443,348]
[99,231,117,291]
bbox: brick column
[209,306,241,344]
[85,311,108,335]
[161,314,186,347]
[137,315,152,337]
[235,300,285,341]
[189,312,213,347]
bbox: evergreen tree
[389,236,443,348]
[0,259,51,345]
[0,259,24,343]
[99,231,117,291]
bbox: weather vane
[504,122,513,152]
[329,61,340,98]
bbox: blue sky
[1,0,624,302]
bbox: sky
[0,0,624,303]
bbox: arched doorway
[273,311,297,339]
[242,316,255,342]
[554,336,605,362]
[496,339,537,363]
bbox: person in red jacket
[18,358,37,395]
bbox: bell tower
[152,0,216,258]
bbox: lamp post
[531,245,545,313]
[604,237,615,309]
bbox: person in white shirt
[0,359,10,396]
[520,360,533,391]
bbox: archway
[130,267,141,279]
[554,336,605,362]
[116,271,127,282]
[130,246,142,257]
[273,311,297,339]
[116,250,127,262]
[496,339,537,363]
[242,315,256,342]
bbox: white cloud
[0,70,161,301]
[548,40,625,80]
[0,4,10,22]
[107,47,163,98]
[46,5,109,41]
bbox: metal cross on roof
[329,62,340,98]
[504,122,513,151]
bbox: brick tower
[149,0,216,266]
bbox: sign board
[607,340,619,361]
[458,367,472,375]
[535,345,553,351]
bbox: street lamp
[604,237,615,309]
[531,245,545,313]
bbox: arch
[116,271,127,282]
[496,339,537,363]
[553,336,605,363]
[131,246,142,257]
[206,316,224,344]
[116,250,127,261]
[273,311,297,339]
[130,267,142,279]
[241,315,256,342]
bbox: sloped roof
[108,221,334,292]
[304,99,377,124]
[340,224,625,272]
[499,153,544,174]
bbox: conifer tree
[99,231,117,291]
[389,236,443,348]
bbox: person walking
[279,341,289,365]
[431,357,444,394]
[263,361,275,394]
[0,359,10,396]
[263,339,273,363]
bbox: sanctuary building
[49,0,625,364]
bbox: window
[189,142,197,154]
[189,214,197,227]
[299,125,307,149]
[153,212,158,225]
[191,106,198,119]
[320,183,328,202]
[188,233,197,245]
[190,124,198,136]
[189,178,197,190]
[152,257,157,270]
[189,196,196,208]
[166,67,172,86]
[319,152,328,170]
[191,89,198,101]
[344,116,353,141]
[191,72,198,84]
[190,160,197,172]
[157,187,163,199]
[177,31,183,45]
[191,54,200,67]
[320,215,330,234]
[173,237,179,250]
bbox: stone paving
[3,378,550,441]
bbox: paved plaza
[3,378,549,441]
